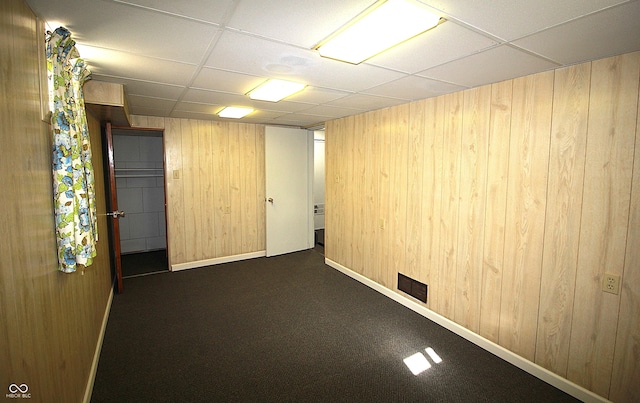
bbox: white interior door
[265,126,313,257]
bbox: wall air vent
[398,273,427,303]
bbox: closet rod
[115,174,163,178]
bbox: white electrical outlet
[602,273,620,295]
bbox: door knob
[267,198,274,203]
[107,210,126,218]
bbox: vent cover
[398,273,427,303]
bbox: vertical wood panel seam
[617,60,640,280]
[608,59,640,399]
[477,92,491,330]
[480,86,496,339]
[535,73,557,364]
[565,59,594,385]
[565,62,592,378]
[178,120,186,262]
[496,80,515,346]
[454,96,464,320]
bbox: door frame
[265,126,314,257]
[102,122,124,293]
[103,124,168,292]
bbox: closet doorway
[313,130,325,254]
[111,127,168,278]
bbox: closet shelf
[115,168,163,171]
[115,168,164,178]
[116,174,163,178]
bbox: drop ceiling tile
[173,102,222,115]
[205,31,321,77]
[366,21,499,74]
[169,110,219,120]
[300,105,365,119]
[182,89,251,106]
[32,0,219,63]
[512,2,640,65]
[254,101,318,114]
[127,95,176,113]
[90,74,185,99]
[240,112,293,126]
[326,94,407,110]
[418,45,560,88]
[76,45,197,86]
[240,110,288,121]
[227,0,374,48]
[424,0,630,40]
[205,31,405,92]
[362,75,466,101]
[285,87,351,105]
[114,0,235,24]
[181,90,314,114]
[128,106,172,117]
[291,60,406,94]
[271,113,330,127]
[191,68,266,94]
[172,109,288,125]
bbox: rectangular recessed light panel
[247,79,306,102]
[218,106,253,119]
[315,0,441,64]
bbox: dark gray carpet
[91,249,579,402]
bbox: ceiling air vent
[398,273,427,303]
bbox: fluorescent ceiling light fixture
[403,352,431,375]
[217,106,253,119]
[247,79,306,102]
[315,0,442,64]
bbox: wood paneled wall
[1,1,113,401]
[130,116,266,268]
[325,52,640,401]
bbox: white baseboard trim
[325,258,608,403]
[171,251,266,272]
[83,285,114,403]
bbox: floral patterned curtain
[47,27,98,273]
